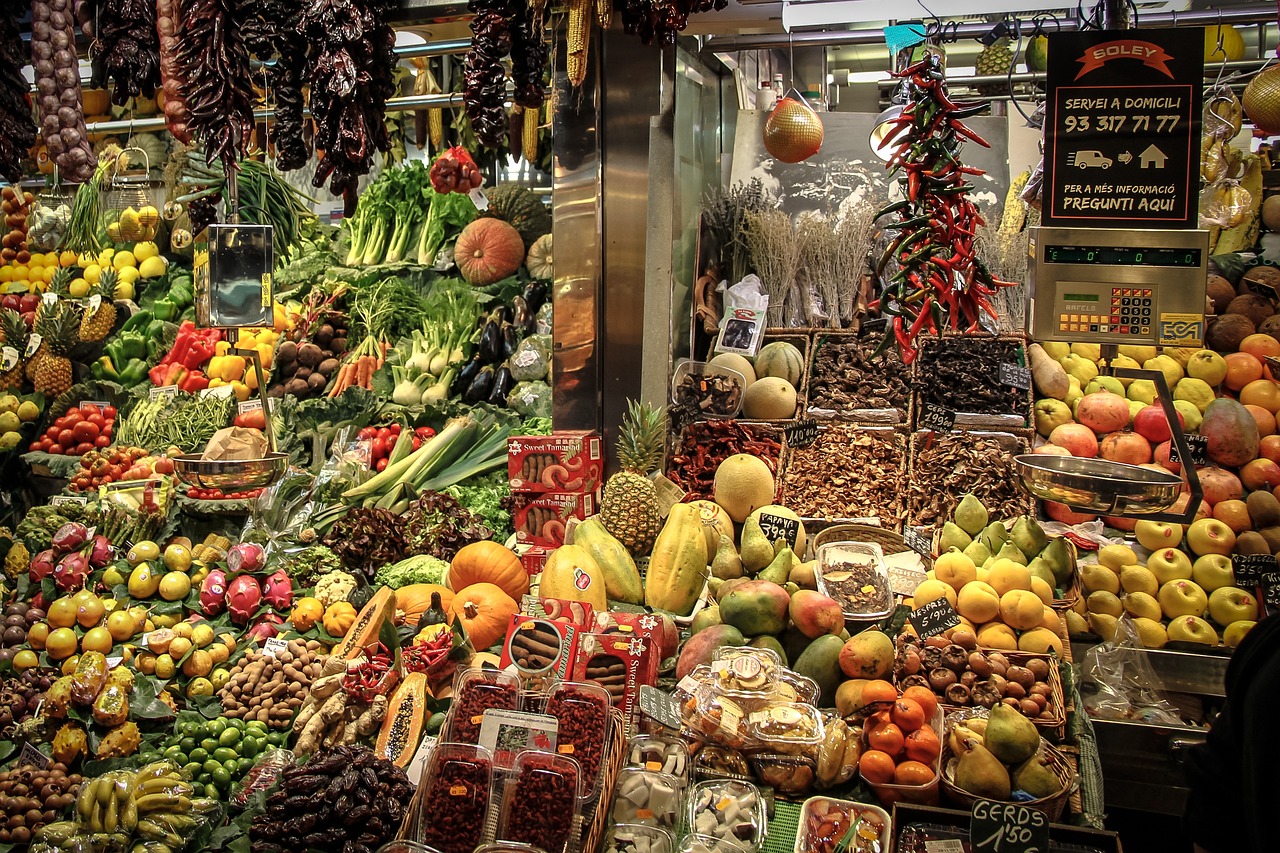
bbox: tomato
[358,426,377,440]
[415,426,433,439]
[79,404,99,417]
[154,457,174,475]
[73,442,94,456]
[62,410,81,425]
[45,425,59,440]
[28,441,40,452]
[48,444,63,455]
[412,437,421,451]
[370,437,387,459]
[72,420,99,443]
[389,423,402,435]
[57,429,74,448]
[87,413,105,429]
[377,427,392,442]
[103,406,116,419]
[376,457,388,472]
[102,424,112,439]
[94,435,110,448]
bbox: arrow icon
[1118,151,1133,164]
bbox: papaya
[540,544,608,611]
[572,517,643,604]
[644,504,709,616]
[376,672,429,767]
[328,586,396,669]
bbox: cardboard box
[520,595,595,630]
[498,615,579,693]
[519,546,553,576]
[513,491,598,546]
[508,431,604,493]
[593,610,678,662]
[573,631,660,729]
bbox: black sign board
[786,418,820,449]
[1044,29,1202,229]
[758,512,800,550]
[902,525,933,558]
[1167,434,1209,466]
[918,403,956,433]
[910,596,961,639]
[971,799,1049,853]
[638,685,681,730]
[1260,570,1280,610]
[1231,554,1275,588]
[999,363,1032,391]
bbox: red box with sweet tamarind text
[512,491,597,546]
[508,431,603,493]
[571,631,659,729]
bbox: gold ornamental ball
[763,98,824,163]
[1243,65,1280,136]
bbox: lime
[201,737,219,752]
[203,759,222,775]
[205,783,220,799]
[237,757,254,775]
[198,772,212,785]
[163,744,185,760]
[213,747,238,764]
[246,720,268,734]
[218,727,241,747]
[188,748,209,765]
[223,758,239,776]
[267,731,286,746]
[182,762,202,780]
[180,737,197,754]
[207,718,227,737]
[240,737,261,759]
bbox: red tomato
[28,441,40,452]
[37,438,52,452]
[412,437,421,451]
[377,427,392,442]
[87,414,105,429]
[154,457,174,475]
[44,426,59,440]
[73,442,94,456]
[72,420,99,443]
[103,406,116,419]
[48,444,63,455]
[389,423,402,435]
[79,404,99,418]
[62,410,81,425]
[102,424,112,438]
[376,457,388,472]
[57,429,74,448]
[414,426,433,439]
[358,427,377,440]
[94,435,110,448]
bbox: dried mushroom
[906,432,1027,529]
[808,336,910,413]
[913,337,1029,418]
[783,424,905,523]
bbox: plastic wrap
[1081,616,1183,725]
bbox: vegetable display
[89,0,162,106]
[31,0,96,183]
[0,0,36,183]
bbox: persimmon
[859,749,897,785]
[893,760,937,786]
[1224,352,1263,391]
[902,685,939,720]
[905,725,941,764]
[861,679,898,706]
[866,721,905,757]
[890,697,926,733]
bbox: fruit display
[0,761,82,845]
[145,715,287,800]
[943,705,1069,808]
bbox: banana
[96,776,116,807]
[189,797,220,815]
[89,798,103,833]
[138,776,189,797]
[104,795,119,832]
[115,771,136,800]
[136,763,179,784]
[136,818,182,846]
[121,796,138,832]
[77,781,96,821]
[152,812,197,832]
[135,792,191,814]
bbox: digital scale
[1028,226,1209,346]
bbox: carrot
[329,361,353,397]
[358,355,371,388]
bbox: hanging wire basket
[26,167,74,252]
[102,146,159,243]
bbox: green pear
[1027,557,1056,589]
[954,739,1012,800]
[995,540,1028,566]
[758,544,796,586]
[710,535,744,580]
[1041,537,1075,586]
[984,703,1040,765]
[1011,516,1048,557]
[954,493,989,536]
[739,515,775,574]
[690,604,723,634]
[963,539,992,566]
[979,521,1008,553]
[938,521,973,553]
[1011,752,1063,799]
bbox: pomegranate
[262,569,293,611]
[1099,431,1152,465]
[227,574,263,625]
[226,543,266,574]
[199,569,228,617]
[1076,392,1131,435]
[1048,423,1099,457]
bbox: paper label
[449,784,467,796]
[645,760,663,772]
[18,743,51,769]
[80,401,109,410]
[713,307,767,357]
[200,385,236,400]
[477,709,559,769]
[677,676,700,695]
[105,656,123,669]
[558,743,575,754]
[42,291,57,306]
[405,735,436,787]
[636,808,654,819]
[971,799,1049,853]
[238,399,264,415]
[469,188,489,210]
[649,472,686,517]
[50,495,89,507]
[150,385,179,400]
[1,346,17,371]
[926,841,967,853]
[261,637,288,657]
[24,334,41,358]
[85,294,102,319]
[888,564,930,597]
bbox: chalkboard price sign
[917,403,956,433]
[786,419,820,449]
[1167,434,1208,466]
[1259,569,1280,610]
[1231,554,1274,588]
[902,526,932,558]
[999,363,1032,390]
[758,512,800,550]
[971,800,1049,853]
[910,596,961,639]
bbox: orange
[1246,404,1277,436]
[1240,333,1280,362]
[859,749,898,785]
[890,698,926,733]
[1213,498,1253,533]
[867,721,905,757]
[1240,378,1280,413]
[893,760,937,786]
[905,726,941,764]
[901,685,939,721]
[861,680,898,707]
[1224,352,1264,391]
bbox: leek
[342,415,477,500]
[414,419,512,492]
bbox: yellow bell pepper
[255,342,273,370]
[214,340,232,357]
[232,381,251,402]
[272,303,289,332]
[239,332,258,349]
[209,354,246,382]
[245,365,259,391]
[208,378,227,389]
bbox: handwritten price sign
[757,512,800,550]
[971,800,1049,853]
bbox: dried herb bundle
[745,209,801,327]
[701,179,774,286]
[796,210,872,328]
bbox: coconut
[1225,295,1274,328]
[1242,265,1280,298]
[1206,313,1256,353]
[1207,275,1237,314]
[1258,314,1280,341]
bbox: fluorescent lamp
[781,0,1187,31]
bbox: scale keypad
[1056,287,1153,335]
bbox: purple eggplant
[488,364,515,405]
[464,365,495,403]
[522,279,549,313]
[501,322,519,360]
[452,354,483,396]
[478,319,502,363]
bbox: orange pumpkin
[289,597,325,633]
[448,583,518,650]
[447,541,528,600]
[455,218,526,285]
[82,89,110,115]
[322,602,358,637]
[395,584,454,626]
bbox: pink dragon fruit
[246,613,285,643]
[51,522,89,553]
[226,543,266,574]
[262,569,293,611]
[86,535,113,568]
[199,569,228,617]
[53,552,90,592]
[227,574,262,625]
[28,549,55,583]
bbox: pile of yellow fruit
[0,241,168,298]
[207,327,280,400]
[0,249,79,294]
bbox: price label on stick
[785,418,819,449]
[18,742,51,770]
[261,637,288,658]
[910,596,961,639]
[970,799,1049,853]
[999,362,1032,390]
[639,685,681,731]
[1232,554,1275,589]
[1259,570,1280,611]
[757,512,800,550]
[902,525,932,558]
[1167,434,1208,466]
[150,385,179,401]
[917,402,956,433]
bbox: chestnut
[1026,658,1050,681]
[971,680,1002,708]
[960,670,979,689]
[968,652,992,677]
[929,667,957,690]
[1006,666,1036,689]
[946,683,972,705]
[942,644,969,672]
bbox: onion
[50,11,67,28]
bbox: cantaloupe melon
[709,353,757,391]
[713,454,776,522]
[743,376,797,419]
[753,341,804,385]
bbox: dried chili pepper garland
[871,54,1015,363]
[177,0,255,172]
[464,0,513,151]
[0,0,36,183]
[89,0,162,106]
[242,0,309,170]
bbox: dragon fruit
[246,613,285,643]
[86,535,113,568]
[226,543,266,574]
[53,552,90,592]
[227,574,262,625]
[29,549,55,583]
[262,569,293,611]
[199,569,228,617]
[51,523,89,553]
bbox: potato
[317,357,339,377]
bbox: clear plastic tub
[474,845,549,853]
[678,835,751,853]
[611,767,684,831]
[710,646,784,697]
[776,670,821,705]
[671,360,746,419]
[687,779,767,853]
[816,540,893,622]
[690,744,752,781]
[415,744,493,853]
[442,669,522,746]
[543,680,612,798]
[628,734,690,782]
[679,680,751,750]
[795,796,892,853]
[749,753,817,795]
[742,702,824,756]
[605,824,676,853]
[859,704,943,808]
[497,750,582,853]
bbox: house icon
[1139,144,1168,169]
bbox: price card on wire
[917,403,955,433]
[1231,554,1274,589]
[971,799,1049,853]
[757,512,800,550]
[785,419,819,449]
[150,385,179,401]
[1259,569,1280,613]
[902,525,932,558]
[999,363,1032,390]
[1167,434,1208,466]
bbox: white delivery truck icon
[1068,150,1113,169]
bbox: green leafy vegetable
[374,554,450,588]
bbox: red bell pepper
[179,371,209,394]
[181,339,215,371]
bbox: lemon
[138,206,160,227]
[139,255,168,279]
[114,281,135,301]
[0,266,11,283]
[69,277,91,298]
[112,250,137,270]
[116,265,140,284]
[1173,377,1216,413]
[59,250,77,267]
[83,263,102,285]
[106,221,121,242]
[133,241,159,261]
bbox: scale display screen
[1044,245,1203,267]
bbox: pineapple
[32,301,76,398]
[600,400,667,555]
[975,37,1013,95]
[4,540,29,579]
[79,270,117,341]
[0,309,25,390]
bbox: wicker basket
[939,708,1078,822]
[935,651,1067,741]
[911,334,1033,431]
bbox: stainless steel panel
[1091,718,1205,815]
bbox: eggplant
[512,295,535,336]
[496,304,514,325]
[452,354,483,396]
[523,280,549,313]
[464,366,496,403]
[488,364,516,406]
[477,319,502,363]
[501,322,520,360]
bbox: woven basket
[911,334,1033,431]
[930,651,1067,741]
[804,330,912,426]
[939,709,1077,822]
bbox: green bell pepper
[106,331,148,363]
[117,358,148,387]
[169,277,194,306]
[120,309,153,333]
[152,298,179,322]
[91,356,120,381]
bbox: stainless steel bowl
[1015,454,1183,515]
[172,452,287,492]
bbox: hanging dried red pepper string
[870,54,1015,364]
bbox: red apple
[1077,392,1132,435]
[1100,430,1153,465]
[1241,457,1280,491]
[1197,466,1243,506]
[0,294,19,311]
[1133,405,1184,444]
[18,293,39,313]
[1049,423,1100,457]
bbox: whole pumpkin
[322,601,358,637]
[395,583,455,626]
[455,218,526,285]
[447,541,528,600]
[449,583,518,649]
[289,597,325,633]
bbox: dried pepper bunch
[177,0,254,170]
[0,0,35,183]
[156,0,193,142]
[89,0,161,106]
[508,2,548,109]
[323,507,408,580]
[242,0,309,170]
[616,0,729,47]
[872,54,1014,362]
[298,0,397,214]
[464,0,512,150]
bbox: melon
[753,341,804,385]
[1263,196,1280,233]
[745,504,807,557]
[713,454,776,522]
[709,353,757,390]
[742,377,797,419]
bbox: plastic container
[442,669,522,746]
[687,779,767,853]
[497,750,582,853]
[543,680,612,799]
[627,734,690,782]
[376,844,445,853]
[678,835,751,853]
[742,702,824,756]
[690,745,752,781]
[474,845,549,853]
[748,753,817,795]
[605,824,676,853]
[776,670,821,705]
[710,646,784,698]
[611,768,684,831]
[671,360,746,419]
[679,680,751,750]
[859,705,944,808]
[415,744,493,853]
[795,796,892,853]
[816,540,893,623]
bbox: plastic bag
[231,748,296,808]
[429,146,483,194]
[509,335,551,382]
[240,466,317,562]
[1081,616,1183,725]
[509,380,552,418]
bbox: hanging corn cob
[596,0,611,28]
[413,58,445,152]
[567,0,592,87]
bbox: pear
[984,702,1040,765]
[789,559,817,590]
[1011,516,1048,558]
[938,521,973,553]
[739,515,775,574]
[710,535,744,580]
[1041,538,1074,586]
[994,540,1029,567]
[954,739,1012,800]
[979,521,1008,554]
[1011,751,1063,799]
[954,494,989,536]
[1027,557,1056,589]
[963,539,993,566]
[758,545,796,585]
